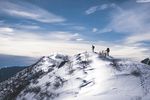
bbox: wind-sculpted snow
[0,52,150,100]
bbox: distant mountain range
[141,58,150,66]
[0,66,26,82]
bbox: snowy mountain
[0,52,150,100]
[141,58,150,66]
[0,66,26,82]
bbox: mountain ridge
[0,66,26,83]
[141,58,150,66]
[0,52,150,100]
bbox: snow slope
[0,52,150,100]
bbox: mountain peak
[141,58,150,66]
[0,52,150,100]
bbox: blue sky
[0,0,150,66]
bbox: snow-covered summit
[0,52,150,100]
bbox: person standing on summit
[92,45,95,52]
[106,48,110,56]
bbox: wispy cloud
[0,26,84,42]
[0,30,85,57]
[92,28,98,32]
[125,33,150,44]
[136,0,150,3]
[113,7,150,51]
[0,25,85,57]
[108,10,149,33]
[15,24,41,30]
[0,0,149,60]
[0,1,65,23]
[110,45,149,60]
[0,26,148,60]
[0,27,14,33]
[103,3,150,44]
[46,32,83,41]
[92,27,112,33]
[98,28,112,34]
[85,3,117,15]
[70,26,86,31]
[92,2,150,59]
[111,4,150,59]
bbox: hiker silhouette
[92,45,95,52]
[106,48,110,56]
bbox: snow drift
[0,52,150,100]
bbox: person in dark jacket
[92,45,95,52]
[106,48,110,56]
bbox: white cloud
[0,20,41,31]
[85,6,99,15]
[0,1,65,23]
[0,27,14,33]
[110,45,149,60]
[90,4,150,59]
[100,4,109,10]
[0,1,149,60]
[104,4,150,45]
[98,28,112,33]
[108,10,148,33]
[16,24,41,30]
[85,3,117,15]
[0,26,84,42]
[47,32,83,41]
[70,26,86,31]
[92,28,98,32]
[136,0,150,3]
[101,4,150,59]
[0,26,86,57]
[0,30,85,57]
[125,33,150,44]
[0,27,148,60]
[106,6,150,49]
[92,28,112,33]
[0,32,147,60]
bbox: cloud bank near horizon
[0,0,149,61]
